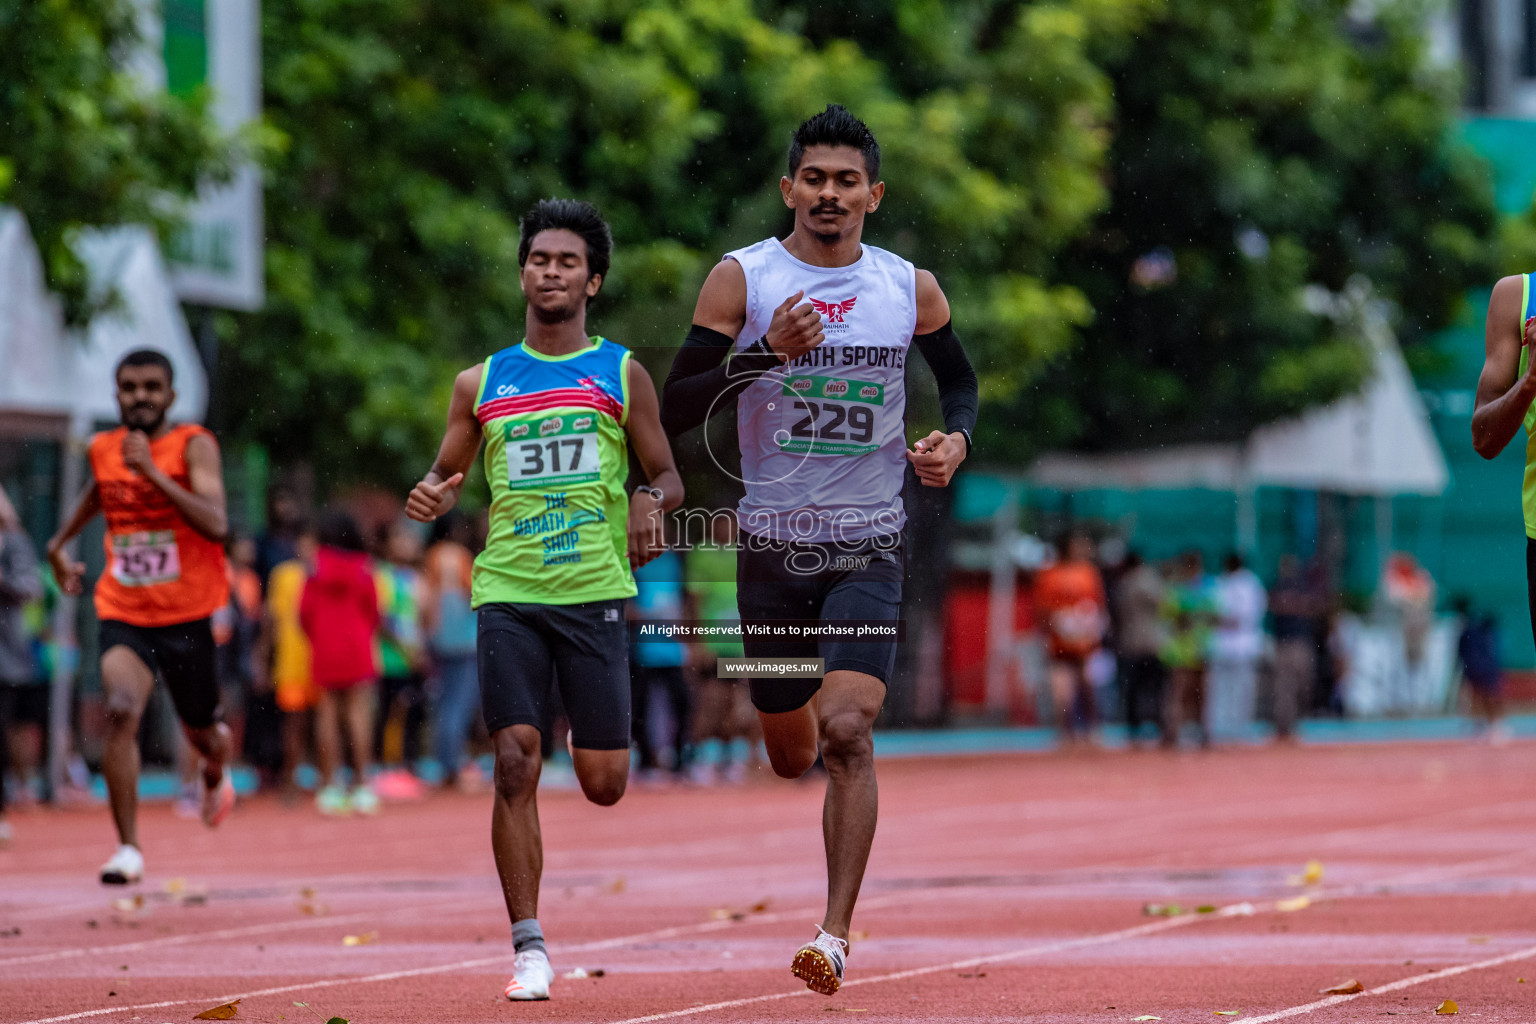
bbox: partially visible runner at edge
[661,104,979,994]
[1473,272,1536,648]
[405,199,683,1003]
[47,349,236,885]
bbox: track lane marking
[1241,942,1536,1023]
[4,891,923,1024]
[11,849,1528,1024]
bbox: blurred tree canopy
[216,0,1496,485]
[1014,0,1498,452]
[225,0,1149,487]
[0,0,230,323]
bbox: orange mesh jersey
[89,424,229,627]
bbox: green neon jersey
[471,337,636,606]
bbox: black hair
[116,348,174,386]
[1224,552,1245,572]
[517,198,613,285]
[787,104,881,180]
[317,508,366,553]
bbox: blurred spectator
[1112,551,1167,747]
[261,520,319,801]
[423,511,480,788]
[219,535,266,768]
[1380,552,1436,668]
[1268,555,1323,741]
[685,514,761,781]
[373,520,428,798]
[629,548,691,776]
[1034,531,1108,743]
[1207,553,1267,743]
[0,485,43,843]
[300,510,381,815]
[256,485,306,588]
[1161,550,1215,748]
[1453,596,1506,742]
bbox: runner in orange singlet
[47,349,235,885]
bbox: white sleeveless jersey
[726,237,917,543]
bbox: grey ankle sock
[512,918,546,955]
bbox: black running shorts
[1527,539,1536,649]
[98,618,220,729]
[736,534,904,714]
[477,599,631,751]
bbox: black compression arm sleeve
[914,320,979,442]
[661,325,783,437]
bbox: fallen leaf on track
[1320,979,1364,995]
[1468,936,1489,944]
[1435,998,1459,1015]
[325,1017,348,1024]
[1131,1016,1162,1021]
[1518,978,1526,983]
[1142,903,1182,917]
[849,929,869,943]
[1215,1012,1240,1017]
[1276,896,1311,912]
[341,932,377,946]
[194,999,240,1019]
[749,898,772,913]
[1303,859,1324,885]
[824,1008,867,1013]
[112,894,146,913]
[1196,905,1217,914]
[163,878,186,895]
[564,968,590,979]
[605,877,626,894]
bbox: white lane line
[599,849,1535,1024]
[0,895,492,968]
[12,846,1528,1024]
[6,895,912,1024]
[1241,942,1536,1023]
[602,909,1227,1024]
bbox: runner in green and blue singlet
[405,199,682,1004]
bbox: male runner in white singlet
[662,105,978,994]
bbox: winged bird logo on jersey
[810,296,857,323]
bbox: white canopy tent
[1028,323,1448,500]
[0,208,208,427]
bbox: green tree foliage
[226,0,1145,487]
[1015,0,1498,452]
[0,0,230,323]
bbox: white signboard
[157,0,264,311]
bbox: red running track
[3,741,1536,1023]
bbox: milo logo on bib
[777,375,885,457]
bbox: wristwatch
[633,485,665,503]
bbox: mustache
[811,202,848,216]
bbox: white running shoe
[202,773,236,828]
[100,844,144,886]
[349,785,381,816]
[792,926,848,995]
[503,949,554,1001]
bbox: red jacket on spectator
[299,546,380,689]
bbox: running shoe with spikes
[503,949,554,1001]
[791,925,848,995]
[100,844,144,886]
[202,772,236,828]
